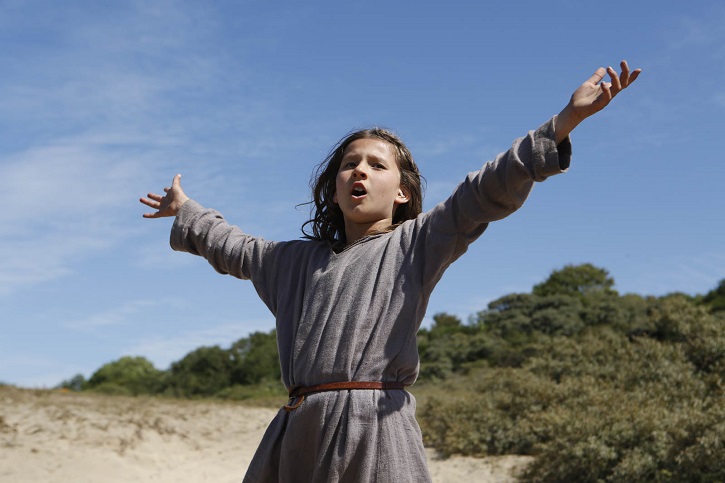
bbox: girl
[141,61,640,482]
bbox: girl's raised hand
[555,60,641,144]
[570,60,641,120]
[140,174,190,218]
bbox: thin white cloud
[413,132,481,159]
[125,318,275,370]
[0,236,94,295]
[65,298,175,330]
[616,251,725,297]
[0,144,138,223]
[0,141,153,294]
[0,3,266,296]
[132,242,196,270]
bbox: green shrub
[416,325,724,482]
[230,331,281,385]
[700,279,725,312]
[165,346,234,397]
[86,356,164,395]
[87,382,134,396]
[215,380,287,403]
[532,264,617,299]
[57,373,86,391]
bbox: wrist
[173,196,190,215]
[554,104,583,145]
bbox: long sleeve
[170,199,272,281]
[435,116,569,233]
[402,117,572,291]
[169,200,324,317]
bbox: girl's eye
[373,163,386,169]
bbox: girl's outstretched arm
[554,60,641,144]
[140,174,190,218]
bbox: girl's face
[333,138,409,236]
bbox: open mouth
[351,184,367,198]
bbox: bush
[88,382,134,396]
[532,264,617,299]
[230,331,281,385]
[700,279,725,312]
[86,356,164,395]
[419,369,558,456]
[165,346,234,397]
[649,296,725,375]
[215,380,287,403]
[57,373,86,391]
[416,325,725,482]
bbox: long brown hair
[302,127,423,244]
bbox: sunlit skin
[140,61,641,243]
[555,61,640,144]
[332,138,410,245]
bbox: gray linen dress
[170,118,571,482]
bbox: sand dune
[0,386,531,482]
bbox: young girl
[141,61,640,483]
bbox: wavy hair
[302,127,423,244]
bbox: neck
[343,218,393,246]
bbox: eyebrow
[342,150,392,164]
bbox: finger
[599,82,613,105]
[171,173,182,189]
[607,66,622,94]
[586,67,607,85]
[139,197,159,208]
[163,187,170,193]
[146,193,164,202]
[619,60,631,86]
[629,68,642,84]
[620,60,630,75]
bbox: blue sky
[2,0,724,388]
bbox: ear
[332,191,338,204]
[394,187,410,205]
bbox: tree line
[60,328,282,399]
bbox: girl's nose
[353,165,368,179]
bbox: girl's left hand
[569,60,641,122]
[555,60,641,144]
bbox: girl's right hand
[140,174,190,218]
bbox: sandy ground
[0,386,532,482]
